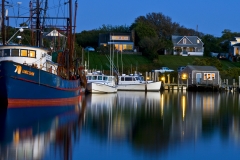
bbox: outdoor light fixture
[182,73,187,80]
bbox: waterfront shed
[180,65,220,86]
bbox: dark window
[3,49,10,57]
[11,49,19,56]
[98,76,103,80]
[125,77,133,81]
[0,50,2,57]
[87,76,92,80]
[121,77,124,81]
[103,76,108,80]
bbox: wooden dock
[162,83,187,91]
[162,83,240,93]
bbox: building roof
[172,35,203,45]
[232,43,240,47]
[187,65,219,72]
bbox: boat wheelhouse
[118,74,161,91]
[0,45,57,74]
[86,72,117,93]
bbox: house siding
[172,35,204,56]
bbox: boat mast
[1,0,5,45]
[36,0,41,47]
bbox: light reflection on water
[0,91,240,160]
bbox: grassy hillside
[84,52,240,73]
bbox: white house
[172,35,204,56]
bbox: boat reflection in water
[84,91,240,159]
[1,91,240,160]
[0,95,86,160]
[86,91,161,141]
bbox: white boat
[86,72,117,93]
[117,74,161,91]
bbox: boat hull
[86,82,117,93]
[146,81,161,91]
[117,81,161,91]
[117,84,146,91]
[0,61,82,106]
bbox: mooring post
[226,79,229,91]
[238,76,240,92]
[233,79,235,91]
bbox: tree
[201,34,221,56]
[192,58,223,71]
[134,21,157,39]
[139,37,163,60]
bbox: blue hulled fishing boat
[0,0,86,106]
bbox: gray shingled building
[179,65,220,86]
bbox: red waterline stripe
[8,96,82,108]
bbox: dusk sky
[9,0,240,37]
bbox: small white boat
[86,72,117,93]
[117,74,161,91]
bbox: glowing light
[161,77,165,81]
[182,96,186,120]
[182,73,187,79]
[160,94,164,118]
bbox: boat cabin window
[11,49,19,57]
[0,50,2,57]
[3,49,10,57]
[87,76,92,80]
[134,77,139,81]
[125,77,133,81]
[29,50,36,58]
[21,49,28,57]
[103,76,108,80]
[92,76,97,80]
[121,77,124,81]
[98,76,103,80]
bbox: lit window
[29,50,36,58]
[197,39,200,43]
[123,44,127,50]
[11,49,19,57]
[126,45,133,50]
[21,50,28,57]
[204,73,215,80]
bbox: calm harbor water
[0,91,240,160]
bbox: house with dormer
[229,37,240,61]
[172,35,204,56]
